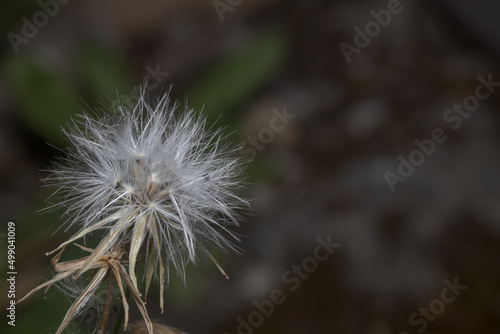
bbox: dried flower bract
[19,244,152,334]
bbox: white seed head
[46,89,248,281]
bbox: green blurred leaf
[189,30,288,126]
[3,55,79,146]
[77,44,131,107]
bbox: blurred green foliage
[3,54,80,146]
[189,29,288,130]
[77,44,131,108]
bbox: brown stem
[98,274,115,334]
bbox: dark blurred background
[1,0,500,333]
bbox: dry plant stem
[98,274,115,334]
[18,244,154,334]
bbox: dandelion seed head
[47,88,248,281]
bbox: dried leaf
[76,218,127,277]
[18,270,75,304]
[144,243,156,298]
[107,265,128,331]
[148,219,165,311]
[118,264,153,334]
[46,212,122,256]
[56,266,108,334]
[129,215,148,289]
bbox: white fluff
[46,89,248,278]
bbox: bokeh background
[1,0,500,333]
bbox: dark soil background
[1,0,500,333]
